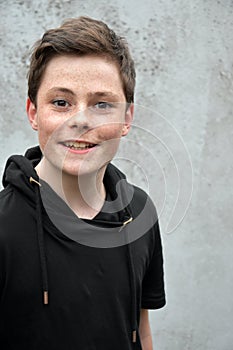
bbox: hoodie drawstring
[123,216,138,345]
[127,242,137,344]
[29,176,138,343]
[30,177,49,305]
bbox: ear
[26,98,38,131]
[122,103,134,136]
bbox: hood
[2,146,42,201]
[2,145,138,344]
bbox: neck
[35,158,106,219]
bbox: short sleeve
[141,219,166,309]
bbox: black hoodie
[0,146,165,350]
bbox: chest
[1,219,152,310]
[45,237,150,306]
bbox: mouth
[62,141,97,150]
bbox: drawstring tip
[132,330,137,343]
[119,217,133,232]
[29,176,41,187]
[43,291,49,305]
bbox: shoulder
[0,185,33,241]
[0,187,13,231]
[0,187,14,243]
[124,182,162,246]
[0,185,13,199]
[105,162,158,223]
[0,186,14,214]
[0,186,17,229]
[128,183,157,220]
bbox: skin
[27,53,153,349]
[139,309,153,350]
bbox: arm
[139,309,153,350]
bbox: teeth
[64,141,94,149]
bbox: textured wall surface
[0,0,233,349]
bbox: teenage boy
[0,16,165,350]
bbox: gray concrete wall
[1,0,232,349]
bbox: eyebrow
[47,87,75,95]
[86,91,120,100]
[47,87,121,100]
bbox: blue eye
[95,102,113,109]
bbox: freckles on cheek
[97,124,123,142]
[37,131,49,151]
[37,123,57,151]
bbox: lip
[59,140,99,154]
[62,139,98,144]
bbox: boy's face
[27,54,133,177]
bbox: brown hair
[27,16,136,105]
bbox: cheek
[96,124,123,161]
[97,124,123,141]
[37,118,59,151]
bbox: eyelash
[51,99,116,117]
[52,99,70,108]
[94,102,114,109]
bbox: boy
[0,16,165,349]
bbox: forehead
[40,54,123,93]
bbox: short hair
[27,16,136,105]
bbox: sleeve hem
[141,298,166,310]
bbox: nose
[66,109,90,131]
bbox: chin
[60,163,106,178]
